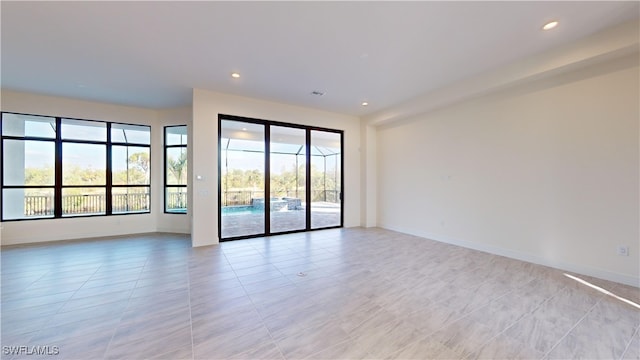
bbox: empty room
[1,2,638,360]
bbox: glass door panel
[270,126,306,233]
[220,120,265,238]
[310,131,342,229]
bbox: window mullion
[106,123,112,215]
[54,117,62,218]
[264,125,270,235]
[305,129,311,231]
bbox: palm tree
[167,151,187,208]
[167,151,187,184]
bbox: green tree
[111,151,150,185]
[167,151,187,185]
[129,151,150,174]
[25,166,54,186]
[62,165,106,189]
[129,151,150,184]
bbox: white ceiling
[1,1,638,116]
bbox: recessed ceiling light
[241,127,247,131]
[361,102,369,106]
[231,72,240,78]
[542,21,558,31]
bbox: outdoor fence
[166,191,187,211]
[25,195,53,216]
[24,193,149,216]
[22,189,339,216]
[112,193,149,213]
[222,191,265,206]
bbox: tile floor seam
[389,332,463,360]
[445,308,503,356]
[299,338,371,360]
[29,262,103,344]
[19,268,51,294]
[433,299,482,326]
[233,262,287,360]
[466,312,534,358]
[618,323,640,360]
[102,255,149,359]
[187,257,196,360]
[478,289,554,355]
[340,304,415,358]
[542,295,603,358]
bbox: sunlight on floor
[564,273,640,310]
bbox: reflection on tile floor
[1,228,638,359]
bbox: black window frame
[164,125,187,214]
[1,111,151,221]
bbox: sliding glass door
[218,115,343,241]
[220,120,265,238]
[310,130,342,229]
[270,126,306,233]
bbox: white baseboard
[156,227,190,235]
[381,225,639,288]
[1,229,155,246]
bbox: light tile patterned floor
[1,228,638,360]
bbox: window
[2,114,56,219]
[110,123,151,214]
[1,112,151,220]
[164,125,187,213]
[61,119,107,216]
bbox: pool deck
[221,203,340,238]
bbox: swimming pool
[221,206,262,215]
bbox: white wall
[376,59,639,286]
[0,90,190,245]
[360,123,377,227]
[192,89,361,247]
